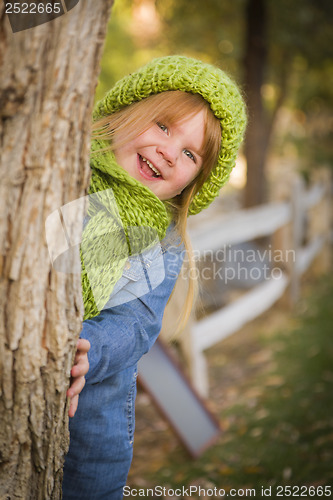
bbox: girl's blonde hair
[92,91,222,329]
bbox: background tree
[267,0,333,177]
[0,1,114,498]
[243,0,268,207]
[244,0,333,206]
[104,0,332,206]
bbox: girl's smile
[114,111,205,201]
[137,154,163,180]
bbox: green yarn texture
[81,139,171,320]
[93,55,247,215]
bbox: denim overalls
[62,226,184,499]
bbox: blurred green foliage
[268,0,333,170]
[96,0,333,171]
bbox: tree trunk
[0,1,114,498]
[243,0,268,207]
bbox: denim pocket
[126,369,137,445]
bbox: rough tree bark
[0,1,114,498]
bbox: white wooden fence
[184,170,332,396]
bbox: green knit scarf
[81,139,171,320]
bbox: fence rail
[190,201,291,250]
[184,170,332,396]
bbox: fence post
[190,343,209,397]
[309,168,333,275]
[290,176,305,304]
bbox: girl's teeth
[142,157,161,177]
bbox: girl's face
[114,111,205,201]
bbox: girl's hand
[67,338,91,418]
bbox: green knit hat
[93,55,247,215]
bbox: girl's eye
[183,149,196,163]
[157,122,168,134]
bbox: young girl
[62,55,246,499]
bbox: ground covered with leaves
[128,274,333,498]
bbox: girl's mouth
[137,154,162,180]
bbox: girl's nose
[156,141,179,165]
